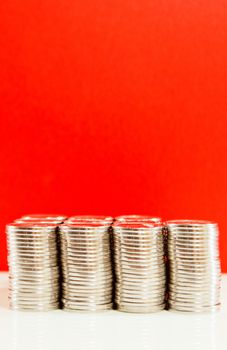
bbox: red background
[0,1,227,271]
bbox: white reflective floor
[0,273,227,350]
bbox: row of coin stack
[7,215,67,311]
[60,216,113,311]
[113,216,166,312]
[166,220,221,312]
[6,215,221,312]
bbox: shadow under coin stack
[60,216,113,311]
[113,221,166,313]
[7,220,61,311]
[167,220,221,312]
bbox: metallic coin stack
[113,222,166,313]
[167,220,221,312]
[7,222,60,311]
[60,220,113,311]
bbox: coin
[115,215,161,223]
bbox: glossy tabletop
[0,273,227,350]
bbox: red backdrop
[0,0,227,271]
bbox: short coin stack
[167,220,221,312]
[113,222,166,313]
[59,217,113,311]
[7,221,60,311]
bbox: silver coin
[63,290,112,298]
[7,246,57,253]
[114,245,164,253]
[168,295,220,304]
[61,240,110,246]
[115,264,165,273]
[9,266,59,273]
[61,264,111,271]
[62,275,112,283]
[61,259,111,267]
[115,299,166,306]
[115,295,165,304]
[117,304,165,313]
[62,295,112,303]
[62,271,111,277]
[169,272,221,280]
[9,296,59,304]
[115,250,164,258]
[115,285,166,293]
[168,234,218,241]
[9,303,59,311]
[7,230,57,235]
[62,302,112,311]
[9,286,58,297]
[114,256,165,264]
[168,304,220,313]
[61,244,110,251]
[62,296,112,303]
[62,282,112,291]
[9,279,59,287]
[115,215,161,223]
[9,301,59,309]
[61,247,110,254]
[116,272,166,280]
[168,281,220,292]
[115,288,165,296]
[168,298,220,308]
[8,251,58,258]
[62,266,112,274]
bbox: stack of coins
[167,220,221,312]
[59,221,113,311]
[7,222,60,311]
[113,222,166,313]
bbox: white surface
[0,272,227,350]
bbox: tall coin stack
[113,222,166,313]
[60,217,113,311]
[7,220,60,311]
[167,220,221,312]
